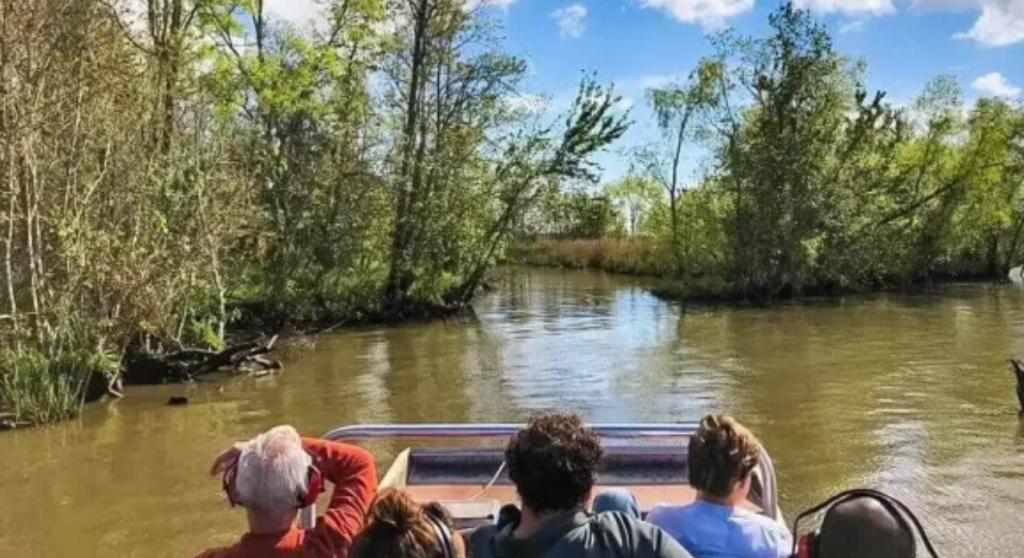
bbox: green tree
[637,59,720,254]
[383,0,628,310]
[711,4,865,298]
[604,176,662,236]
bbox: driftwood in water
[0,413,33,431]
[1010,359,1024,417]
[123,335,282,385]
[83,370,125,403]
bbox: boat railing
[322,423,703,441]
[307,423,780,526]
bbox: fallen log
[122,335,281,385]
[246,354,283,370]
[0,419,34,431]
[83,370,124,403]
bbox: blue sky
[268,0,1024,182]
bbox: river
[1,267,1023,556]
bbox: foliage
[527,3,1024,305]
[0,0,629,423]
[522,188,623,240]
[604,176,662,236]
[593,3,1024,302]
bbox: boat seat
[407,445,688,485]
[435,498,501,530]
[402,444,766,517]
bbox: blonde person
[647,415,792,558]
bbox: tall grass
[514,238,741,301]
[514,238,673,276]
[0,345,119,426]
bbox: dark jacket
[467,511,694,558]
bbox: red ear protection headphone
[790,489,939,558]
[222,449,324,509]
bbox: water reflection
[0,269,1022,556]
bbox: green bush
[0,344,118,425]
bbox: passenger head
[816,497,916,558]
[229,425,314,522]
[352,488,465,558]
[506,413,604,516]
[688,414,760,505]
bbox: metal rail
[306,423,781,526]
[322,423,702,441]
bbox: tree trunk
[1003,210,1024,274]
[668,108,692,271]
[387,0,431,310]
[985,231,1000,279]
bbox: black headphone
[791,489,939,558]
[424,508,456,558]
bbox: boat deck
[313,423,780,530]
[393,445,763,525]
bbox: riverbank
[515,239,1009,304]
[0,285,492,431]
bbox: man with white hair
[195,425,377,558]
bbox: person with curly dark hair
[467,412,693,558]
[647,414,792,558]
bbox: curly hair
[688,414,760,499]
[351,489,459,558]
[505,413,604,514]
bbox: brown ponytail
[688,414,761,499]
[352,489,457,558]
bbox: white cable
[470,460,506,500]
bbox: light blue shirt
[646,500,793,558]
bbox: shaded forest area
[0,0,627,424]
[519,6,1024,302]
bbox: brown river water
[1,267,1024,557]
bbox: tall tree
[637,59,720,264]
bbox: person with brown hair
[467,412,693,558]
[647,414,792,558]
[351,489,466,558]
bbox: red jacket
[196,438,378,558]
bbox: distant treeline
[519,5,1024,301]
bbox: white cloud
[839,19,867,33]
[951,0,1024,46]
[636,0,754,29]
[504,93,550,114]
[971,72,1022,97]
[264,0,321,24]
[793,0,895,15]
[551,4,588,38]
